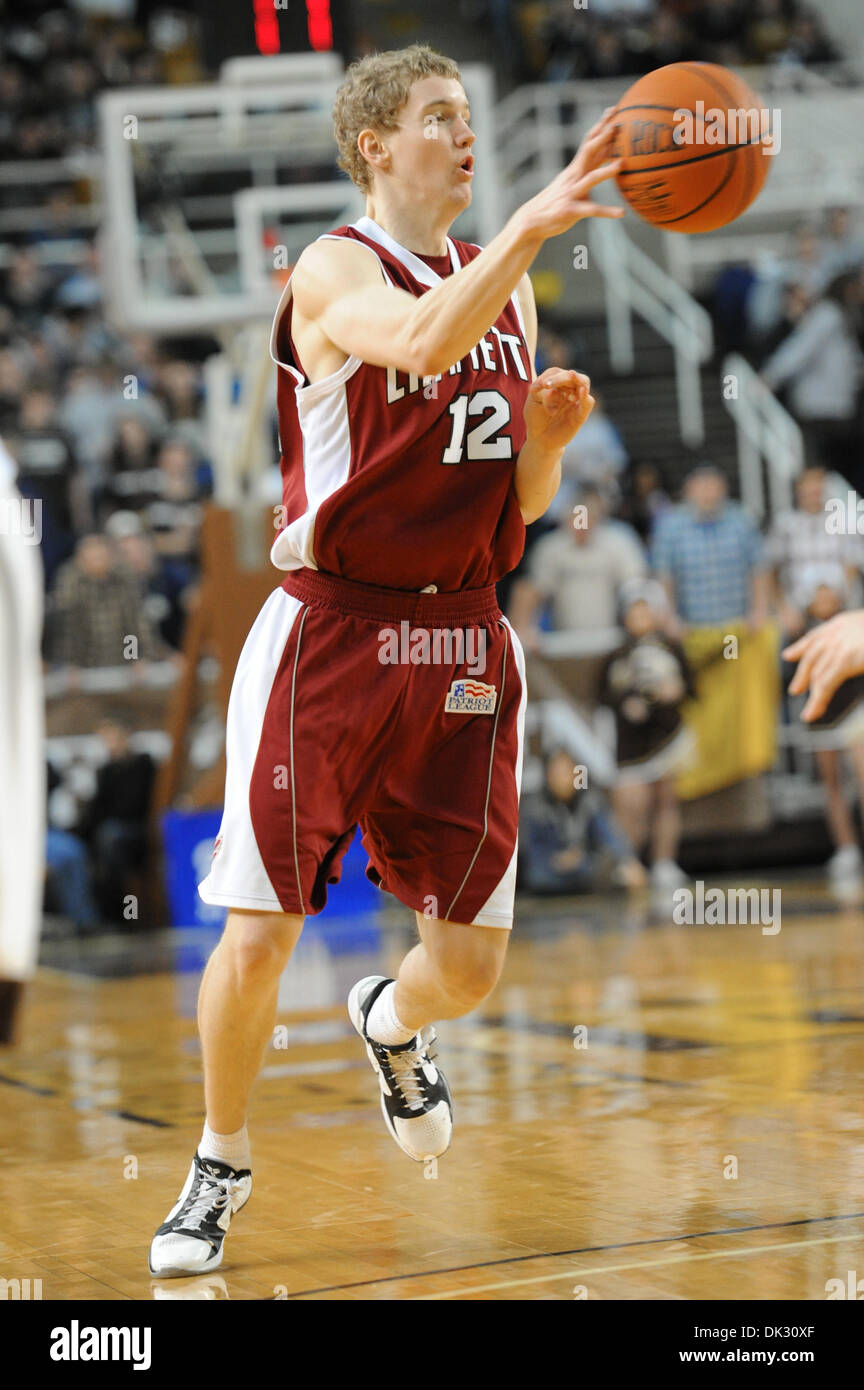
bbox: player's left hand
[523,368,594,450]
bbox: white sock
[199,1121,251,1172]
[366,982,416,1047]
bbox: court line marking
[408,1231,864,1300]
[283,1210,864,1298]
[0,1072,172,1126]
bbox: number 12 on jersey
[441,390,513,465]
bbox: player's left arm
[513,272,594,525]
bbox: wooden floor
[2,875,864,1301]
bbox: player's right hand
[514,108,625,241]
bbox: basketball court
[3,875,863,1301]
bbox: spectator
[646,10,689,67]
[761,272,864,485]
[154,359,206,455]
[691,0,749,62]
[751,280,811,359]
[11,386,86,584]
[556,389,628,495]
[97,414,161,520]
[108,510,188,652]
[747,224,830,342]
[618,460,673,542]
[820,207,864,284]
[55,242,103,311]
[651,468,778,803]
[0,349,25,430]
[518,747,646,894]
[143,438,207,594]
[45,763,99,932]
[79,719,156,925]
[651,466,770,631]
[509,486,646,648]
[0,248,55,328]
[57,366,119,486]
[746,0,796,62]
[598,579,695,889]
[767,465,863,638]
[49,532,158,669]
[779,11,838,65]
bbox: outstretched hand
[516,108,625,239]
[783,609,864,720]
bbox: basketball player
[0,435,45,1045]
[784,610,864,720]
[149,44,624,1277]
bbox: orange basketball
[613,62,773,233]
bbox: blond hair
[333,44,462,193]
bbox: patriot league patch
[444,679,498,714]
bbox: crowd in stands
[713,209,864,492]
[477,0,841,87]
[0,2,216,932]
[511,449,864,899]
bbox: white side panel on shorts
[471,616,528,929]
[198,587,303,912]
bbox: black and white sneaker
[148,1153,252,1278]
[348,975,453,1162]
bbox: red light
[254,0,280,55]
[307,0,333,51]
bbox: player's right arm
[292,111,624,378]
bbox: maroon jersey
[268,215,532,592]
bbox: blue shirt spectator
[651,467,768,626]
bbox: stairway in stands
[566,314,740,498]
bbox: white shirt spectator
[529,520,646,632]
[762,299,864,420]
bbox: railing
[589,217,714,445]
[721,353,804,519]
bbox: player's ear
[357,127,390,178]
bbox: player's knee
[223,915,298,984]
[435,951,503,1009]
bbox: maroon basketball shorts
[198,568,527,928]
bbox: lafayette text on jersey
[269,215,532,592]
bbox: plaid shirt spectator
[651,499,766,625]
[50,535,157,668]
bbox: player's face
[387,77,475,212]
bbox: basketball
[613,62,773,233]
